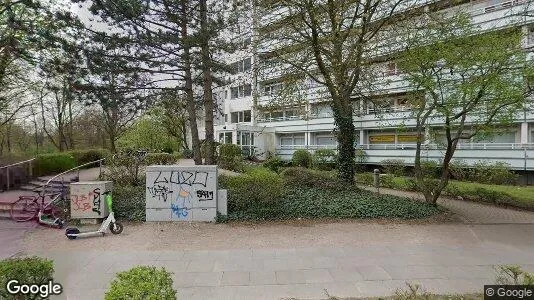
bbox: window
[264,82,283,96]
[241,36,251,49]
[243,110,251,122]
[224,114,228,123]
[528,26,534,45]
[219,132,233,144]
[232,58,252,73]
[230,84,252,99]
[230,110,252,123]
[385,62,398,76]
[279,133,305,146]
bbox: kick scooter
[65,191,123,239]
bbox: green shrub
[33,153,76,176]
[472,161,518,185]
[449,160,473,181]
[226,186,440,221]
[354,149,368,172]
[291,149,311,168]
[113,185,146,221]
[380,159,406,176]
[105,266,176,300]
[0,257,54,299]
[450,160,518,185]
[311,149,337,170]
[281,167,342,189]
[380,174,395,188]
[263,156,285,173]
[69,149,110,168]
[217,144,244,172]
[355,172,374,185]
[144,153,180,165]
[101,151,144,186]
[219,168,284,211]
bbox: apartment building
[211,0,534,173]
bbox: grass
[382,175,534,210]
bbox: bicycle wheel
[11,197,39,222]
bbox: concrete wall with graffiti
[145,165,218,222]
[70,181,113,219]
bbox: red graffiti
[71,192,94,211]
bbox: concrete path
[0,220,36,259]
[360,185,534,224]
[18,222,534,300]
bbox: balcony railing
[471,0,528,16]
[277,144,338,150]
[357,143,534,150]
[276,143,534,151]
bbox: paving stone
[252,248,277,260]
[357,265,392,280]
[275,270,306,284]
[185,259,215,272]
[220,271,250,286]
[250,270,277,285]
[355,280,408,297]
[328,267,365,282]
[192,271,223,287]
[302,268,335,283]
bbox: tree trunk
[199,0,215,165]
[181,0,202,165]
[333,101,355,184]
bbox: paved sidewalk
[0,220,36,259]
[360,185,534,224]
[18,223,534,300]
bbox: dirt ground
[22,218,488,253]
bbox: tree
[149,91,190,151]
[75,44,153,152]
[0,0,76,130]
[257,0,412,183]
[398,13,532,204]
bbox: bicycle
[10,184,69,228]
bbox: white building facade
[212,0,534,175]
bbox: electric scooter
[65,191,123,239]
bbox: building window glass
[528,26,534,45]
[230,84,252,99]
[264,82,283,96]
[232,58,252,73]
[244,110,251,122]
[230,110,252,123]
[279,133,305,146]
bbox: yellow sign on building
[369,135,395,143]
[398,135,420,143]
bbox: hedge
[356,172,534,210]
[113,185,146,221]
[69,149,110,168]
[33,153,77,177]
[217,144,244,172]
[221,167,440,221]
[106,266,176,300]
[0,257,54,299]
[218,167,284,211]
[311,149,337,171]
[144,153,180,165]
[291,149,311,168]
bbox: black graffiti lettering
[153,171,169,184]
[92,188,101,215]
[147,185,173,202]
[196,190,214,201]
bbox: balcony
[274,143,534,170]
